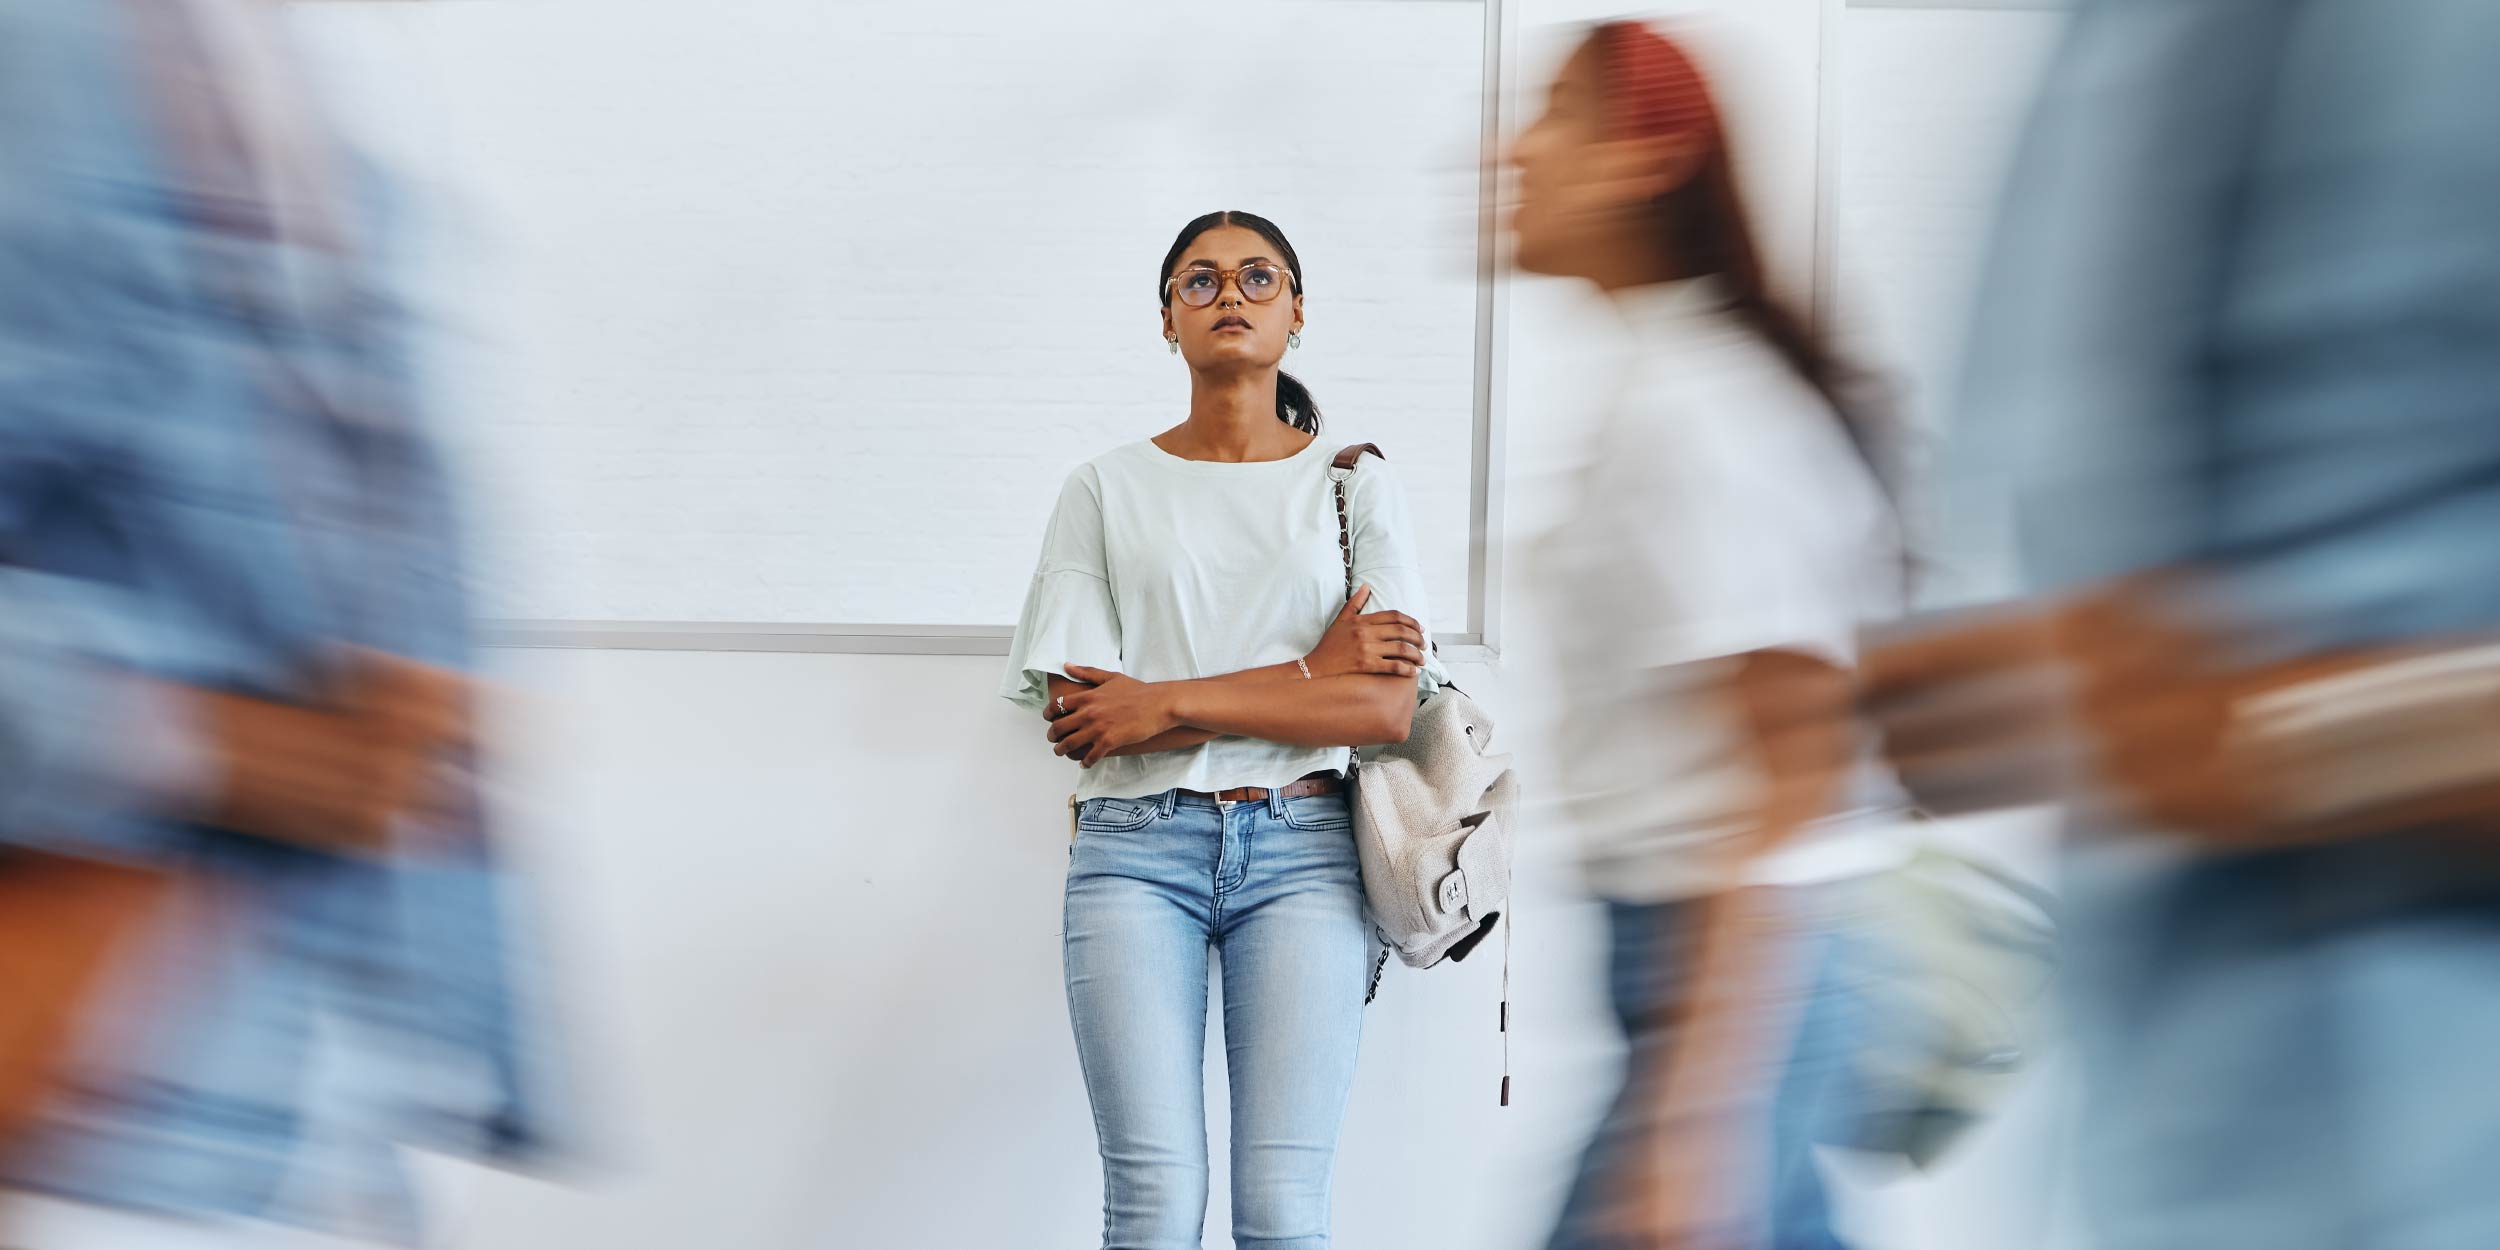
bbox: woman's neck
[1587,237,1684,295]
[1161,370,1305,462]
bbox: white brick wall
[303,0,1486,628]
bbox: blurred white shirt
[1536,278,1909,903]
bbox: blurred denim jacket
[1951,0,2500,657]
[0,1,562,1235]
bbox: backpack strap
[1329,444,1383,599]
[1501,912,1512,1106]
[1330,441,1450,674]
[1334,443,1395,1005]
[1331,442,1383,474]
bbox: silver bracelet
[1296,657,1313,680]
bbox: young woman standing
[1000,210,1447,1250]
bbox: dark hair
[1158,210,1322,434]
[1593,25,1913,561]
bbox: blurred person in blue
[1861,2,2500,1248]
[1508,21,1924,1250]
[0,1,565,1246]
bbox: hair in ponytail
[1159,210,1322,434]
[1274,371,1322,434]
[1593,22,1918,587]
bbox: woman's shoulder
[1325,439,1420,522]
[1081,438,1175,476]
[1308,438,1391,476]
[1064,439,1135,466]
[1050,440,1157,491]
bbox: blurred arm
[1646,649,1858,1104]
[1725,650,1861,861]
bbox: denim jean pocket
[1280,792,1354,832]
[1076,797,1161,832]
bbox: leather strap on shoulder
[1331,442,1384,473]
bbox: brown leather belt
[1179,774,1344,804]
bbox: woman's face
[1506,41,1693,280]
[1161,224,1302,373]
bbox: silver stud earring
[1167,336,1180,355]
[1287,330,1303,350]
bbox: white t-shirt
[1002,435,1448,803]
[1536,279,1909,903]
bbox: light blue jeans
[1547,893,1883,1250]
[1063,788,1373,1250]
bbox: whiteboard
[296,1,1497,637]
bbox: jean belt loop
[1159,788,1179,819]
[1267,787,1286,819]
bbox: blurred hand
[2054,589,2271,840]
[1726,650,1859,859]
[190,648,474,853]
[2053,590,2500,846]
[1859,607,2071,815]
[1304,584,1426,679]
[1049,664,1180,767]
[1862,584,2500,844]
[343,647,473,824]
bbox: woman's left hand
[1049,664,1181,767]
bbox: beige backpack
[1331,444,1520,1105]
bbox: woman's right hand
[1304,585,1427,679]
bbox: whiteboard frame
[486,0,1512,658]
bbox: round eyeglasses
[1166,262,1295,309]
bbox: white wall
[282,2,2081,1248]
[1835,4,2072,608]
[305,0,1486,630]
[434,648,1552,1250]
